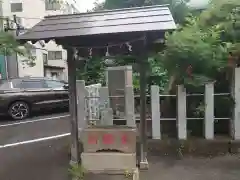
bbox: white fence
[151,83,231,140]
[81,68,240,140]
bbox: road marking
[0,114,70,128]
[0,133,70,149]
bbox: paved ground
[141,156,240,180]
[0,112,70,146]
[1,137,240,180]
[1,113,240,180]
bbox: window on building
[50,72,59,80]
[45,0,61,11]
[48,51,62,60]
[11,3,23,12]
[43,53,48,65]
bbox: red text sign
[121,134,128,144]
[102,133,114,145]
[88,135,97,144]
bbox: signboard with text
[81,126,136,153]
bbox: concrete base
[81,152,136,172]
[84,168,139,180]
[139,158,149,170]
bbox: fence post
[177,85,187,140]
[151,85,161,139]
[76,80,87,131]
[233,67,240,139]
[204,82,214,139]
[99,87,109,110]
[125,85,136,127]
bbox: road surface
[0,113,70,146]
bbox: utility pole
[13,14,20,36]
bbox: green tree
[200,0,240,64]
[0,16,36,67]
[158,0,238,117]
[160,0,240,91]
[0,32,25,56]
[160,17,228,91]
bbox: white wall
[2,0,77,80]
[18,48,45,77]
[44,41,67,68]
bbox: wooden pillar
[151,85,161,139]
[139,35,148,169]
[67,48,80,164]
[177,85,187,140]
[204,83,214,139]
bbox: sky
[78,0,209,12]
[78,0,105,12]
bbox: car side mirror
[63,84,69,89]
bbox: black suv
[0,77,69,120]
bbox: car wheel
[8,101,30,120]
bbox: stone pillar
[106,66,133,121]
[76,80,87,131]
[100,108,113,125]
[233,67,240,139]
[151,85,161,139]
[99,87,109,110]
[125,85,136,127]
[177,85,187,140]
[204,82,214,139]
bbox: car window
[0,80,10,89]
[45,80,65,88]
[11,79,22,88]
[20,80,44,89]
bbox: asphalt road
[1,113,240,180]
[0,137,71,180]
[0,113,70,146]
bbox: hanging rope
[72,36,146,50]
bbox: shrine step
[84,168,139,180]
[81,152,136,172]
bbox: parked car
[0,77,69,120]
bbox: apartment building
[0,0,80,81]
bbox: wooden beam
[66,47,81,164]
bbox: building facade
[1,0,80,81]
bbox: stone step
[81,152,136,172]
[84,168,139,180]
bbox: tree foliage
[0,17,36,67]
[160,17,228,88]
[160,0,240,89]
[200,0,240,58]
[0,32,25,56]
